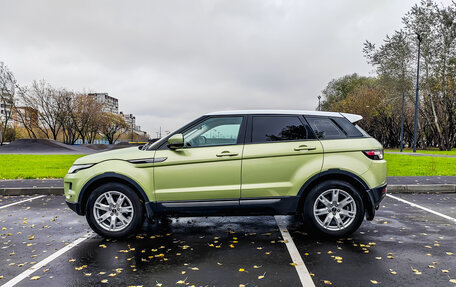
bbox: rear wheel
[302,180,364,237]
[86,183,144,238]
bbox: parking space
[0,194,455,287]
[0,196,44,207]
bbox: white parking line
[387,194,456,223]
[275,215,315,287]
[1,232,94,287]
[0,195,46,209]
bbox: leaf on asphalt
[411,268,421,275]
[371,280,379,284]
[289,263,297,266]
[323,280,332,285]
[446,252,453,255]
[30,276,40,280]
[190,267,199,271]
[239,268,245,272]
[442,270,450,273]
[449,279,456,284]
[101,279,108,283]
[217,262,223,266]
[68,259,75,262]
[0,275,3,279]
[253,265,262,269]
[176,279,187,284]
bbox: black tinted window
[332,117,364,137]
[252,116,313,143]
[306,117,346,139]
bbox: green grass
[0,154,85,179]
[0,153,454,179]
[386,148,456,156]
[385,154,456,176]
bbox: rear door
[241,115,323,199]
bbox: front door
[154,116,246,204]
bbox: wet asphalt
[0,194,455,287]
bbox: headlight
[68,164,94,174]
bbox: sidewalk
[1,177,456,195]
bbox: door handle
[216,151,239,157]
[294,145,316,151]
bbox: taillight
[362,149,384,160]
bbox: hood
[74,147,152,164]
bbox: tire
[302,180,364,238]
[86,183,144,238]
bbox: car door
[241,115,323,199]
[153,116,246,206]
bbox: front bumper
[66,200,83,215]
[365,183,387,220]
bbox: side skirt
[147,196,299,217]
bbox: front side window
[182,116,243,147]
[251,116,314,143]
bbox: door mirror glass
[168,134,184,149]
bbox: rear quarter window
[305,117,346,139]
[305,116,365,140]
[332,117,364,138]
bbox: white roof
[206,110,362,123]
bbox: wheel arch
[297,169,373,218]
[77,172,154,220]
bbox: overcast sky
[0,0,451,136]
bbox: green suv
[64,110,387,238]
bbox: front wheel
[86,183,144,238]
[302,180,364,237]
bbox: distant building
[11,107,39,128]
[120,111,147,135]
[88,93,119,114]
[0,94,13,123]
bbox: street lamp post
[413,33,422,153]
[400,91,405,152]
[318,96,321,111]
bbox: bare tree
[13,86,39,139]
[100,113,129,144]
[0,62,16,145]
[73,94,103,144]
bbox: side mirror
[168,134,184,149]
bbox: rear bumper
[365,183,387,220]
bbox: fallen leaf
[371,280,379,284]
[239,268,245,272]
[30,276,40,280]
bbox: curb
[388,184,456,193]
[0,187,63,196]
[1,185,455,196]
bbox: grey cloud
[1,0,450,135]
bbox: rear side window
[251,116,314,143]
[306,117,346,139]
